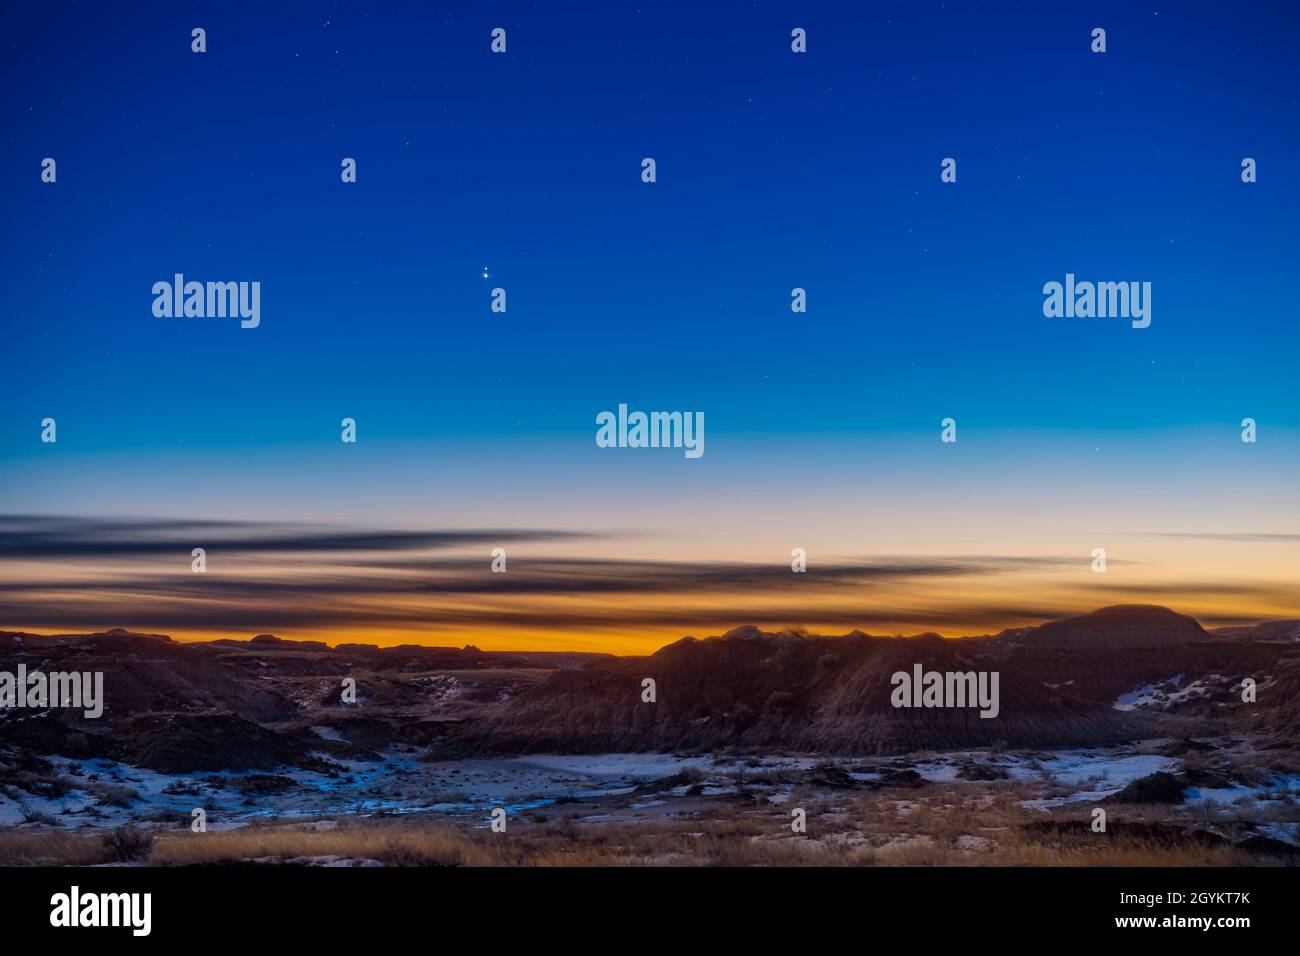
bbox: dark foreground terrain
[2,605,1297,865]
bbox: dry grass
[154,822,502,866]
[1,766,1293,867]
[0,829,118,866]
[2,791,1286,867]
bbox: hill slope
[438,627,1138,756]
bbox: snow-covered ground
[1184,774,1300,806]
[1114,676,1186,711]
[1112,674,1270,711]
[2,744,1296,844]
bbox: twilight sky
[1,2,1296,652]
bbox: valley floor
[2,738,1297,866]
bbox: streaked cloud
[0,514,601,558]
[1,515,1294,649]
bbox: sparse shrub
[234,774,299,796]
[1104,772,1187,805]
[16,773,71,799]
[765,690,796,713]
[955,762,1008,781]
[816,652,840,673]
[94,783,140,808]
[102,826,154,863]
[380,834,465,867]
[17,799,59,826]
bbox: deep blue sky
[3,0,1296,455]
[1,2,1297,645]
